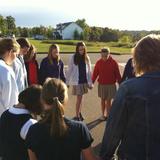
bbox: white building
[54,22,83,40]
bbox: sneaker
[79,113,84,121]
[99,115,107,121]
[72,116,81,121]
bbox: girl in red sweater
[92,48,121,120]
[24,44,39,85]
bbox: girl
[92,47,121,120]
[121,57,135,82]
[0,38,19,115]
[66,42,92,121]
[0,85,42,160]
[25,78,97,160]
[24,44,39,85]
[12,38,30,93]
[39,44,66,84]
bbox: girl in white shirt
[66,42,93,121]
[0,38,19,115]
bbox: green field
[29,39,132,54]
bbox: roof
[56,22,74,30]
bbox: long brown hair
[74,41,89,65]
[16,38,30,48]
[48,44,60,65]
[24,44,36,62]
[41,78,68,138]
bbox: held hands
[88,84,94,90]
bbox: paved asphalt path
[37,53,131,155]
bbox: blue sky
[0,0,160,30]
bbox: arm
[1,73,12,109]
[100,84,128,160]
[28,149,37,160]
[39,59,47,85]
[60,61,66,83]
[121,59,131,82]
[0,116,3,157]
[87,56,93,87]
[82,147,98,160]
[114,61,122,84]
[92,62,99,84]
[35,60,40,84]
[25,62,30,85]
[66,55,74,85]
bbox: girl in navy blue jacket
[39,44,66,84]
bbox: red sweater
[92,56,121,84]
[25,59,39,85]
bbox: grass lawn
[29,39,132,54]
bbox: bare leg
[101,98,106,116]
[106,99,112,117]
[76,95,83,117]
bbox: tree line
[0,15,53,39]
[0,15,160,44]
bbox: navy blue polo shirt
[26,118,93,160]
[0,107,32,160]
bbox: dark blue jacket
[39,57,66,84]
[100,72,160,160]
[121,58,135,82]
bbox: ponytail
[49,97,68,138]
[41,78,69,138]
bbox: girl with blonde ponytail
[26,78,98,160]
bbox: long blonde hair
[41,78,68,138]
[48,44,60,65]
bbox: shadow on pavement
[87,118,103,130]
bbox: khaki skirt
[98,84,117,99]
[72,84,89,96]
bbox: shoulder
[59,59,64,65]
[109,57,118,66]
[98,58,103,63]
[41,57,49,64]
[25,122,48,144]
[27,122,46,136]
[65,118,93,149]
[86,55,90,60]
[13,58,22,67]
[65,118,89,132]
[20,118,38,140]
[0,109,10,119]
[85,55,91,61]
[0,61,9,72]
[0,65,8,75]
[68,54,75,64]
[120,77,138,92]
[69,54,75,60]
[128,58,132,62]
[95,59,102,65]
[109,56,116,62]
[0,64,12,80]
